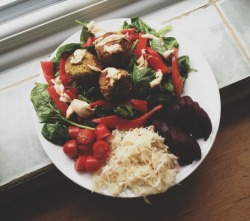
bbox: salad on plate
[31,17,217,198]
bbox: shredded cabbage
[93,126,178,197]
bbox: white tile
[217,0,250,57]
[163,6,250,88]
[0,56,45,90]
[143,0,209,23]
[0,80,51,186]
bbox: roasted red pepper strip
[120,28,139,41]
[40,61,54,85]
[172,48,183,97]
[134,33,147,58]
[85,36,96,47]
[92,104,162,130]
[146,47,162,60]
[59,54,72,85]
[128,99,148,113]
[145,54,170,74]
[89,99,109,108]
[64,86,78,100]
[47,85,69,117]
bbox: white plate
[34,18,221,197]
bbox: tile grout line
[0,74,40,93]
[212,1,250,64]
[162,0,213,24]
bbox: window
[0,0,179,72]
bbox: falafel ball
[99,67,133,102]
[65,49,102,84]
[95,32,132,69]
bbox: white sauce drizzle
[102,68,122,86]
[70,49,86,65]
[149,70,163,88]
[87,21,106,37]
[66,99,94,119]
[104,44,123,54]
[96,34,127,47]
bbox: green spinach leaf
[114,104,137,119]
[42,123,69,145]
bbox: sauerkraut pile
[93,126,178,197]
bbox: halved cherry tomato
[94,124,111,140]
[63,139,78,158]
[75,155,88,171]
[85,156,102,172]
[93,140,111,163]
[68,126,81,139]
[78,143,93,156]
[76,129,95,144]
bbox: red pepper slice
[172,49,183,97]
[128,99,148,113]
[40,61,54,85]
[146,47,162,60]
[59,54,72,85]
[85,36,96,47]
[89,99,109,108]
[64,86,78,100]
[134,33,147,58]
[92,104,162,130]
[47,85,69,117]
[145,54,170,74]
[120,28,139,41]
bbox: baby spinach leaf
[149,37,179,56]
[30,83,55,121]
[51,43,81,68]
[114,104,137,119]
[178,55,197,79]
[75,19,91,44]
[42,123,69,145]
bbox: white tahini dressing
[102,68,122,86]
[87,65,102,72]
[142,33,160,41]
[136,49,148,70]
[87,21,106,37]
[51,77,71,103]
[66,99,94,119]
[70,49,86,65]
[149,70,163,88]
[96,34,128,47]
[104,44,123,54]
[163,49,174,60]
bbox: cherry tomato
[76,129,95,144]
[78,143,93,156]
[94,124,112,140]
[68,126,81,139]
[75,155,87,171]
[85,156,102,172]
[63,139,78,158]
[93,140,111,163]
